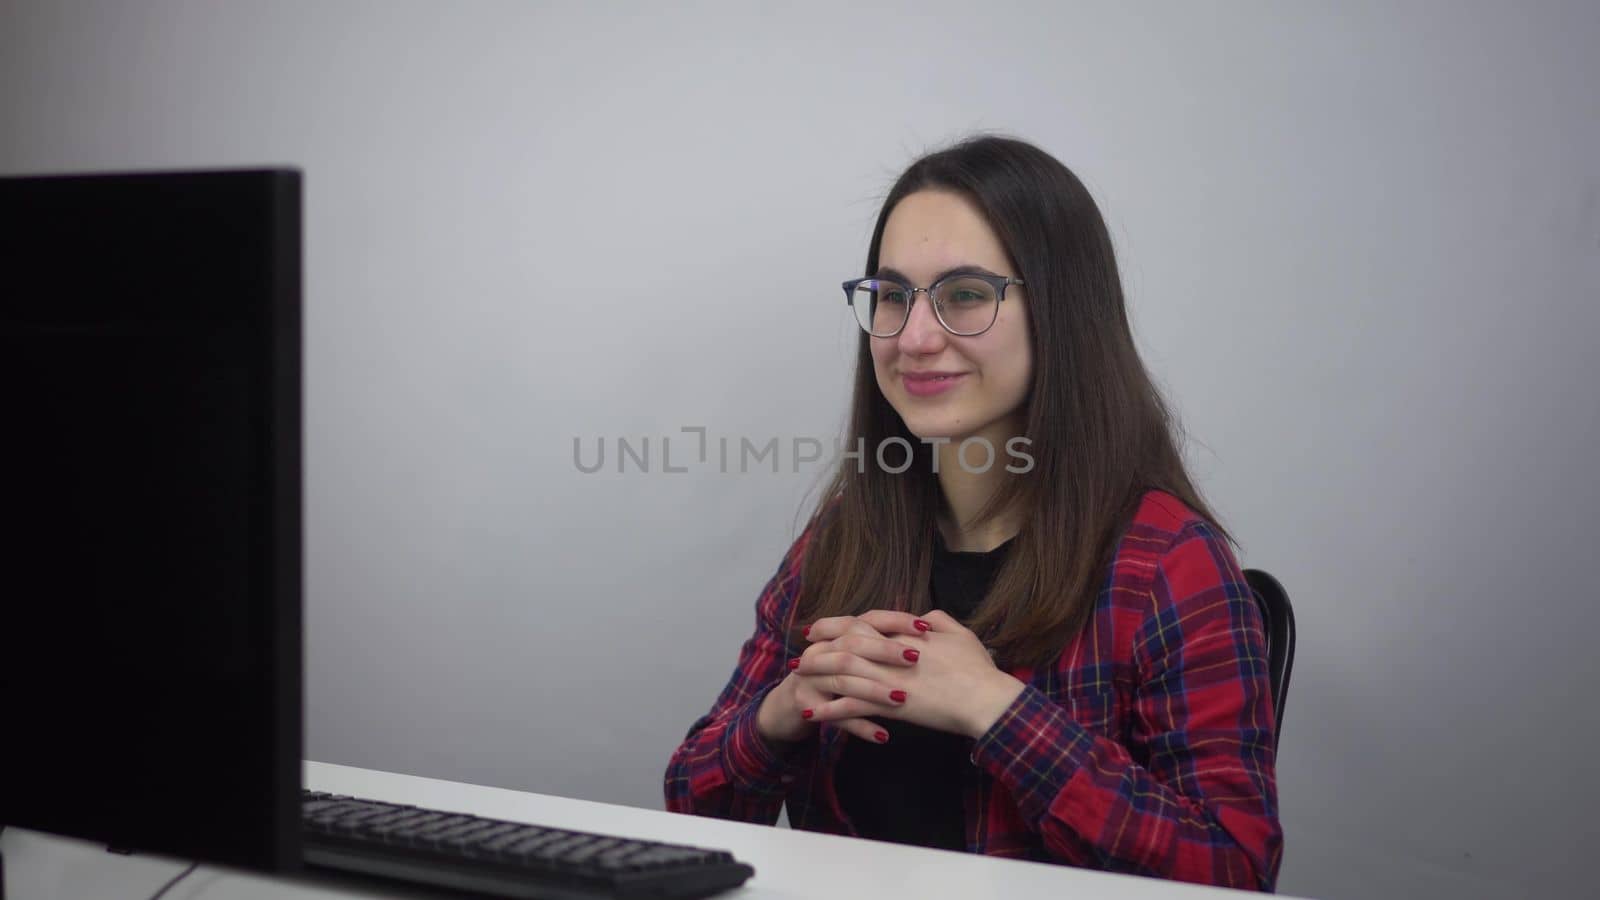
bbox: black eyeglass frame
[841,272,1026,337]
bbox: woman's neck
[937,512,1018,553]
[933,419,1025,552]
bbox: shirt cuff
[720,682,806,796]
[969,683,1094,821]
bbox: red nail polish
[802,709,814,720]
[902,648,920,662]
[890,690,907,703]
[802,625,811,637]
[787,658,799,670]
[913,619,931,632]
[874,730,888,743]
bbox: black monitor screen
[0,169,302,873]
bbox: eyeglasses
[842,272,1024,337]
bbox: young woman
[664,135,1282,891]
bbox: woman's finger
[795,645,879,680]
[914,609,967,633]
[804,611,934,644]
[839,717,892,744]
[807,692,894,720]
[855,609,935,637]
[797,669,906,708]
[811,714,891,745]
[828,631,924,667]
[802,615,875,643]
[789,678,830,724]
[789,683,894,744]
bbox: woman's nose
[897,293,947,352]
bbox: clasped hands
[755,610,1025,747]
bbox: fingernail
[802,709,814,720]
[787,658,799,670]
[802,625,811,637]
[902,648,920,662]
[913,619,931,632]
[874,730,888,743]
[890,690,907,703]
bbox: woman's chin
[898,418,973,444]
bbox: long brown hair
[789,134,1230,668]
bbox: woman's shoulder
[1111,492,1259,671]
[1123,489,1225,550]
[1108,490,1238,590]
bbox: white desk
[2,762,1300,899]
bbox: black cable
[145,861,200,900]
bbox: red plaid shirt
[664,491,1282,891]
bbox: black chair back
[1242,569,1295,740]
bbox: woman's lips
[902,373,967,397]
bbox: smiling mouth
[901,372,967,396]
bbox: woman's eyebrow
[874,264,1002,284]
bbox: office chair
[1242,569,1295,740]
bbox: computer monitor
[0,168,303,873]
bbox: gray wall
[4,2,1596,897]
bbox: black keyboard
[300,790,755,899]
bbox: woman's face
[870,189,1032,446]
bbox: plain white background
[3,2,1596,897]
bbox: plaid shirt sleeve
[663,526,812,822]
[971,520,1282,891]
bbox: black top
[832,529,1014,850]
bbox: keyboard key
[446,822,519,850]
[370,812,444,837]
[563,838,618,863]
[532,835,590,860]
[503,830,570,858]
[480,826,544,852]
[594,842,650,867]
[328,808,395,833]
[416,819,489,845]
